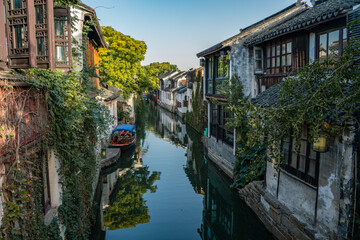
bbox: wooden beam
[47,0,55,71]
[27,0,36,68]
[0,0,7,69]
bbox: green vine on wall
[185,71,207,133]
[0,68,110,239]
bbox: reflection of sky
[106,131,203,240]
[82,0,296,70]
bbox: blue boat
[110,124,136,150]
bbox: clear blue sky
[82,0,296,71]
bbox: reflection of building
[157,68,203,118]
[184,126,207,195]
[156,105,187,148]
[182,122,271,240]
[200,161,271,240]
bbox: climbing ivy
[185,70,207,133]
[0,68,110,239]
[27,69,110,239]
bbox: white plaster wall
[187,87,193,113]
[278,172,317,219]
[70,7,84,71]
[265,161,278,197]
[105,99,118,134]
[48,149,62,207]
[174,91,188,114]
[126,94,135,121]
[316,132,355,237]
[309,33,316,63]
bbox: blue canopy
[112,124,136,134]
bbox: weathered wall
[278,171,317,220]
[265,130,356,239]
[230,42,256,98]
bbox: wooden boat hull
[110,136,136,150]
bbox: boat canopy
[112,124,136,134]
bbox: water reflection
[103,167,161,230]
[91,100,272,239]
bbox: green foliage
[99,27,159,97]
[231,145,266,188]
[143,62,180,77]
[103,167,160,230]
[211,74,266,188]
[185,79,207,133]
[54,0,79,7]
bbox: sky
[82,0,296,71]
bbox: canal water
[91,100,273,240]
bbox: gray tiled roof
[196,2,303,57]
[158,70,177,80]
[101,88,119,102]
[251,82,282,108]
[173,84,187,94]
[246,0,360,46]
[170,71,187,80]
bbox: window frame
[54,8,72,68]
[281,130,320,187]
[206,57,214,95]
[316,27,347,62]
[210,103,234,146]
[205,51,230,96]
[254,46,264,74]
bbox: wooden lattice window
[12,0,25,9]
[6,0,29,56]
[265,40,292,74]
[35,0,49,63]
[54,7,71,68]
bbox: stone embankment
[239,181,320,240]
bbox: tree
[143,62,180,78]
[99,27,158,97]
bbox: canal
[91,100,273,240]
